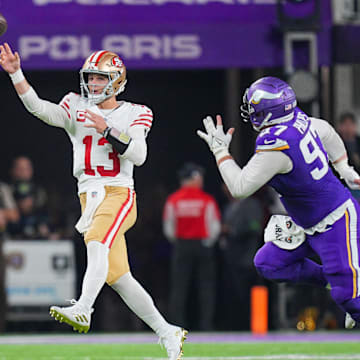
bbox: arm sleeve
[219,151,292,198]
[119,105,153,166]
[311,117,360,187]
[163,201,176,242]
[310,117,347,163]
[121,125,147,166]
[19,87,71,130]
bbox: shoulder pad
[131,103,153,115]
[59,92,79,106]
[130,103,153,130]
[256,138,289,152]
[256,126,290,152]
[68,92,80,97]
[59,92,81,121]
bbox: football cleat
[345,312,356,329]
[49,299,93,334]
[159,326,188,360]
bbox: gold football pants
[80,186,137,285]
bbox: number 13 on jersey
[83,135,120,177]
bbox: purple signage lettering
[0,0,332,69]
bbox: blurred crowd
[1,156,62,241]
[1,112,360,333]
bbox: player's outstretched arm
[197,114,291,198]
[0,42,69,129]
[0,42,30,95]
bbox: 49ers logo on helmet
[111,56,123,68]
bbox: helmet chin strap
[257,111,295,131]
[258,113,272,130]
[253,112,272,131]
[87,81,116,105]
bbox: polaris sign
[0,0,332,68]
[19,35,202,61]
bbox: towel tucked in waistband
[75,186,106,234]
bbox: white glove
[333,160,360,190]
[344,171,360,190]
[197,115,233,161]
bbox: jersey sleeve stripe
[130,122,151,128]
[63,101,70,110]
[256,145,290,152]
[134,118,153,123]
[60,105,71,119]
[138,113,153,118]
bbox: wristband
[9,68,25,85]
[217,155,233,166]
[102,127,111,138]
[105,131,132,155]
[116,131,131,145]
[214,148,230,163]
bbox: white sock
[111,272,171,337]
[77,241,109,311]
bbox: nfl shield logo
[91,191,97,198]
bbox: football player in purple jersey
[198,76,360,329]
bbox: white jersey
[59,93,152,193]
[19,87,152,194]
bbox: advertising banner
[0,0,332,69]
[4,240,76,306]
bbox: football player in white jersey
[0,43,187,360]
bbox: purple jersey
[255,109,351,229]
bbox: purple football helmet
[240,76,297,131]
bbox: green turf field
[1,342,360,360]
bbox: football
[0,13,8,36]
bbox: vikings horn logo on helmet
[240,76,297,131]
[80,50,127,105]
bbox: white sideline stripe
[161,357,360,360]
[138,357,360,360]
[5,356,360,360]
[183,357,360,360]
